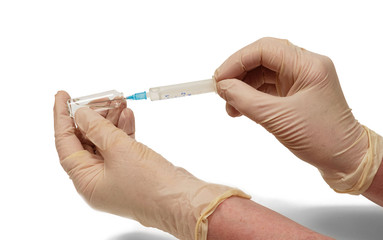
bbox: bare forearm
[363,160,383,206]
[207,196,333,240]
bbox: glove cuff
[321,126,383,195]
[194,189,251,240]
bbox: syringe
[67,78,217,117]
[126,78,216,101]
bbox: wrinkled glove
[214,37,383,194]
[54,91,250,240]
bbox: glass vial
[67,90,125,117]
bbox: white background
[1,1,383,239]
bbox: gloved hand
[54,91,249,240]
[214,37,383,194]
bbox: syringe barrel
[148,78,216,101]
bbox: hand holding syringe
[67,78,216,117]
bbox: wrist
[320,126,383,195]
[134,165,250,240]
[326,124,369,176]
[363,157,383,206]
[318,122,368,177]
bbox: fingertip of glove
[55,90,70,101]
[213,68,220,80]
[216,79,238,100]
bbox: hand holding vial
[54,91,249,240]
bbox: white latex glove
[54,91,249,240]
[214,37,383,194]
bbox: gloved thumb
[75,107,131,154]
[60,108,132,195]
[216,79,282,124]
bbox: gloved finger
[225,102,242,118]
[83,143,95,154]
[118,108,136,138]
[214,37,301,95]
[223,84,277,118]
[215,37,299,79]
[105,99,127,126]
[243,66,279,91]
[75,107,131,154]
[257,83,279,96]
[217,79,282,123]
[54,91,84,161]
[222,66,276,118]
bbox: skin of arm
[363,160,383,206]
[207,197,334,240]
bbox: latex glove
[54,91,249,240]
[214,37,383,194]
